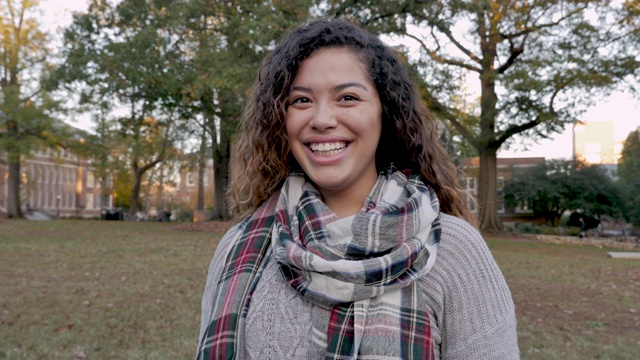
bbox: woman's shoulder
[438,213,485,248]
[427,213,519,359]
[431,213,505,280]
[214,219,250,258]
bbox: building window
[585,154,601,164]
[86,193,94,209]
[515,201,530,213]
[186,173,195,187]
[584,142,602,164]
[86,171,95,188]
[463,176,478,213]
[203,171,209,187]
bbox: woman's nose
[309,104,338,131]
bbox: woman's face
[285,47,382,212]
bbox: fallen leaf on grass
[74,347,86,359]
[55,323,75,333]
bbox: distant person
[197,18,519,359]
[579,217,586,238]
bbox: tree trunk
[478,147,503,231]
[143,169,154,210]
[210,129,230,220]
[157,166,165,211]
[7,158,22,218]
[129,165,142,218]
[196,127,207,211]
[100,177,110,209]
[6,119,22,218]
[477,47,502,230]
[128,158,163,218]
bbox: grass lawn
[0,220,217,359]
[488,235,639,360]
[1,220,638,359]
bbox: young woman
[197,18,519,360]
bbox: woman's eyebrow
[291,85,312,93]
[290,82,368,94]
[334,82,368,92]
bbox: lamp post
[56,193,61,218]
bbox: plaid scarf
[197,170,440,359]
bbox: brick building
[459,157,546,221]
[175,159,215,210]
[0,148,112,218]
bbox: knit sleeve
[420,214,520,359]
[198,221,247,344]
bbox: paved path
[24,211,53,221]
[607,252,640,260]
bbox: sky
[38,0,640,159]
[498,92,640,159]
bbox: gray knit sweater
[198,214,520,359]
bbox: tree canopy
[503,159,625,226]
[175,0,312,218]
[618,128,640,226]
[327,0,640,230]
[57,0,190,216]
[0,0,59,218]
[56,0,312,218]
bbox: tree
[503,159,625,226]
[177,0,312,219]
[0,0,58,218]
[328,0,640,230]
[67,109,119,210]
[57,0,312,219]
[57,0,187,217]
[618,128,640,226]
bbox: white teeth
[309,142,347,155]
[310,142,346,151]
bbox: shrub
[511,222,580,236]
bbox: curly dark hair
[228,17,476,226]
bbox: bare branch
[497,42,524,73]
[500,6,587,40]
[433,21,482,64]
[404,32,482,73]
[425,94,479,149]
[495,117,543,147]
[495,79,569,146]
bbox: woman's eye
[341,95,358,101]
[291,97,310,104]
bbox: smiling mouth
[308,141,349,157]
